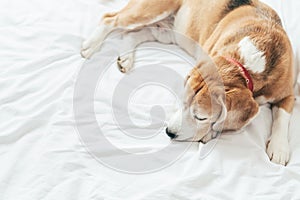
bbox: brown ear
[183,69,203,106]
[222,88,259,131]
[183,76,194,107]
[212,95,227,132]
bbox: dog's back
[197,1,293,102]
[178,0,281,46]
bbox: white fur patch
[255,96,274,105]
[174,4,190,35]
[239,37,266,73]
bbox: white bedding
[0,0,300,199]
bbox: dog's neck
[212,54,254,93]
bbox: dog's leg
[117,29,157,73]
[267,95,295,165]
[117,15,178,73]
[81,13,119,59]
[117,52,135,73]
[81,0,181,59]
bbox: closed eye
[194,115,208,121]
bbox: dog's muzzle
[165,128,177,139]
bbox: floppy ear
[183,75,194,107]
[218,88,259,131]
[212,95,227,132]
[183,71,202,106]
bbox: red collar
[222,56,254,92]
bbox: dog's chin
[172,134,206,143]
[171,135,193,142]
[200,130,221,143]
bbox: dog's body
[81,0,294,165]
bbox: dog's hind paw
[267,136,290,166]
[117,53,134,73]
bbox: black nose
[166,128,177,139]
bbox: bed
[1,0,300,199]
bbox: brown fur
[98,0,294,138]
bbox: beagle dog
[81,0,294,165]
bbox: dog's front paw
[117,53,134,73]
[80,40,101,59]
[267,136,290,166]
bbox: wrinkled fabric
[0,0,299,199]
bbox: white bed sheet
[0,0,300,199]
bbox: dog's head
[166,60,259,143]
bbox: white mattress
[0,0,300,199]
